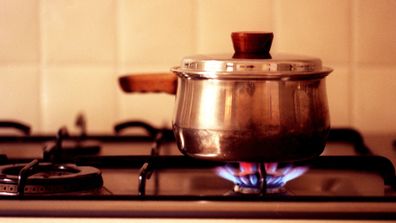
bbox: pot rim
[171,53,333,80]
[171,66,333,80]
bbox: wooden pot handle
[119,72,177,95]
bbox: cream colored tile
[42,67,117,133]
[325,65,351,127]
[117,93,175,129]
[119,0,195,69]
[196,0,273,54]
[274,0,351,64]
[0,0,39,63]
[117,65,170,77]
[0,66,40,131]
[42,0,116,64]
[353,67,396,134]
[354,0,396,65]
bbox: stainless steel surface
[172,74,330,162]
[0,200,396,218]
[171,53,332,79]
[0,131,395,220]
[119,32,333,162]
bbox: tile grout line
[349,0,357,129]
[114,0,122,122]
[192,0,198,54]
[37,0,46,132]
[271,0,278,51]
[194,0,201,53]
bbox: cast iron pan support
[259,162,267,195]
[43,127,69,163]
[17,159,39,197]
[138,162,154,196]
[0,121,31,136]
[138,130,167,196]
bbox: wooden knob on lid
[232,32,273,59]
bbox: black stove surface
[0,119,395,220]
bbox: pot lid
[171,32,332,80]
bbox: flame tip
[215,162,309,193]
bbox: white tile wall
[353,67,396,133]
[351,0,396,133]
[196,0,273,54]
[274,0,352,64]
[0,66,40,130]
[116,0,196,128]
[42,0,116,65]
[118,0,196,68]
[326,65,351,127]
[41,66,117,133]
[354,0,396,65]
[0,0,39,64]
[0,0,395,134]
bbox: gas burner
[0,160,103,196]
[216,162,308,195]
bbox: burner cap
[0,162,103,196]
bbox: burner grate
[0,160,103,196]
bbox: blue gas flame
[215,162,308,189]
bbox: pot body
[172,75,330,162]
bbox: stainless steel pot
[119,32,333,162]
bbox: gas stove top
[0,118,395,220]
